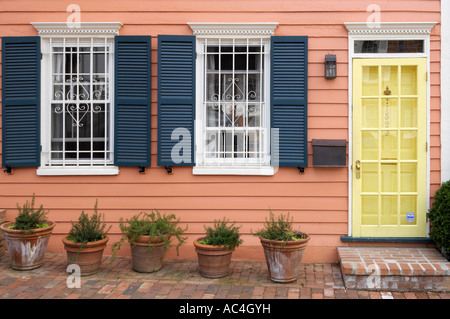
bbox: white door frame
[345,22,436,237]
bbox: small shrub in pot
[0,194,55,270]
[194,218,243,278]
[253,210,310,283]
[112,210,187,273]
[62,200,111,276]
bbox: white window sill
[193,166,274,176]
[37,166,119,176]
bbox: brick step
[337,247,450,291]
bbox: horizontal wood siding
[0,0,441,262]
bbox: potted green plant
[111,211,187,273]
[253,210,310,283]
[0,194,55,270]
[427,180,450,260]
[194,218,243,278]
[62,200,111,276]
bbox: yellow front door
[352,58,427,237]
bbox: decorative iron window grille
[46,37,113,167]
[200,38,270,167]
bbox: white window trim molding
[192,166,274,176]
[31,22,123,37]
[345,21,437,237]
[188,22,278,37]
[189,23,277,176]
[442,3,450,183]
[37,167,119,176]
[345,22,437,36]
[33,22,122,176]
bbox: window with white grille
[44,37,114,168]
[195,37,271,172]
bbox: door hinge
[426,71,428,82]
[426,141,428,152]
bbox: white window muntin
[196,37,271,168]
[41,37,114,169]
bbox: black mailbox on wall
[312,139,347,167]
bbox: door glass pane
[362,98,378,128]
[401,98,417,128]
[361,195,378,225]
[381,66,398,96]
[362,131,378,160]
[400,130,417,160]
[381,163,397,192]
[362,66,378,96]
[400,163,417,192]
[401,66,417,95]
[381,97,398,130]
[400,196,417,225]
[381,130,397,160]
[362,163,378,192]
[381,195,398,225]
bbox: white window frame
[188,23,278,175]
[31,22,122,176]
[345,22,437,237]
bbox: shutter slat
[114,36,152,167]
[271,36,308,168]
[2,37,41,168]
[157,35,195,167]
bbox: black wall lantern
[325,54,337,79]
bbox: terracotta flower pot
[62,236,109,276]
[194,237,234,278]
[0,221,55,270]
[130,235,169,273]
[259,233,310,283]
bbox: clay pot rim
[62,235,109,248]
[258,232,310,246]
[129,233,171,245]
[0,221,56,234]
[193,237,235,251]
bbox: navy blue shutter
[157,35,195,167]
[114,36,152,167]
[1,37,41,168]
[271,36,308,168]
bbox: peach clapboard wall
[0,0,442,262]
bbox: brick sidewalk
[0,253,448,300]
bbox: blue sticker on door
[406,212,415,223]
